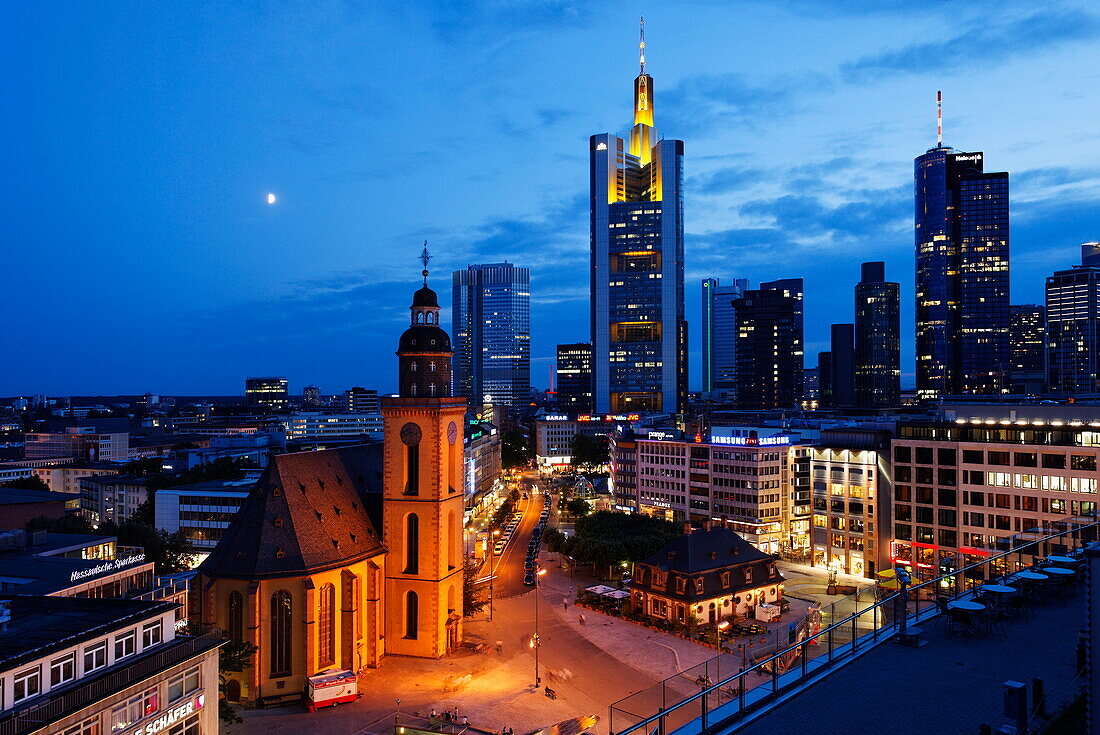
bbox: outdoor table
[947,600,985,611]
[1015,571,1048,581]
[1047,555,1076,565]
[1042,566,1075,576]
[981,584,1017,594]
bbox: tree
[570,434,610,471]
[501,429,533,469]
[27,514,95,535]
[542,527,566,552]
[566,498,591,518]
[218,639,257,726]
[1,475,51,492]
[563,511,680,572]
[462,557,488,616]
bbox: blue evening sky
[4,1,1100,397]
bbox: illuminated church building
[193,253,465,705]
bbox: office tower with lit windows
[452,262,531,411]
[1009,305,1046,394]
[854,261,901,407]
[732,279,804,410]
[556,343,593,412]
[245,377,289,410]
[1046,243,1100,394]
[915,134,1010,397]
[590,23,686,414]
[702,277,748,401]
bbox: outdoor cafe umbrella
[875,569,897,578]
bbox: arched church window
[404,514,419,574]
[228,591,243,643]
[270,590,292,677]
[405,591,419,639]
[318,584,335,667]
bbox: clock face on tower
[400,422,422,446]
[447,421,459,444]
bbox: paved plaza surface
[736,592,1085,735]
[234,474,818,735]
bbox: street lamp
[715,620,730,655]
[489,529,501,621]
[533,567,547,687]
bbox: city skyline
[5,3,1100,395]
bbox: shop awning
[605,589,630,599]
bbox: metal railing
[609,519,1100,735]
[0,631,223,735]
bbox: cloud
[660,72,824,138]
[690,166,768,195]
[842,10,1100,80]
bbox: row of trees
[542,511,680,573]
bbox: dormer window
[721,571,731,587]
[676,577,686,594]
[743,567,754,584]
[694,578,704,594]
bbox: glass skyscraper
[702,277,748,401]
[732,279,804,410]
[590,33,686,414]
[854,261,900,407]
[555,343,593,413]
[1009,304,1046,394]
[1046,243,1100,394]
[915,146,1010,397]
[451,262,531,411]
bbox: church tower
[382,245,467,657]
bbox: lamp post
[489,529,501,621]
[533,566,547,686]
[715,620,729,655]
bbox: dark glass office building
[828,323,855,407]
[1009,304,1046,394]
[915,147,1010,397]
[1046,243,1100,394]
[854,261,900,407]
[732,279,804,409]
[590,42,686,414]
[702,277,748,401]
[555,343,593,412]
[452,262,531,411]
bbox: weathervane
[419,241,431,285]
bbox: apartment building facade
[891,420,1099,581]
[614,429,811,555]
[810,429,893,578]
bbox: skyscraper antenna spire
[419,241,431,285]
[937,90,943,147]
[639,15,646,75]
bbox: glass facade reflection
[1046,244,1100,394]
[854,261,900,407]
[590,58,686,414]
[701,277,748,401]
[452,263,531,410]
[914,147,1010,397]
[555,343,593,412]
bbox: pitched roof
[198,444,385,579]
[638,526,774,573]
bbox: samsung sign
[710,435,791,447]
[69,553,147,583]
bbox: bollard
[1003,681,1027,732]
[1031,678,1045,718]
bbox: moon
[266,193,277,205]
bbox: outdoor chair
[934,597,951,628]
[974,608,1007,640]
[946,609,970,636]
[1004,594,1033,621]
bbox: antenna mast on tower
[937,90,943,147]
[639,15,646,75]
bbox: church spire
[419,241,431,286]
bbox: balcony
[0,632,223,735]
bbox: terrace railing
[609,519,1100,735]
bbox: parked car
[523,572,535,585]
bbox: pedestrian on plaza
[431,708,438,720]
[578,613,586,626]
[453,706,459,721]
[563,598,569,611]
[495,639,503,653]
[462,716,469,726]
